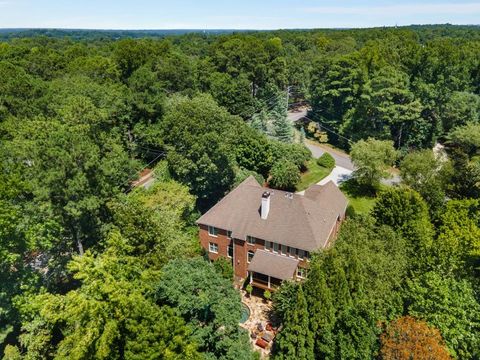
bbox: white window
[209,242,218,253]
[265,241,271,250]
[297,267,307,279]
[289,247,296,257]
[247,250,255,263]
[273,242,279,253]
[305,251,310,261]
[208,226,218,237]
[227,244,234,258]
[281,245,287,255]
[297,249,305,260]
[227,230,232,239]
[247,236,256,245]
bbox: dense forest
[0,25,479,359]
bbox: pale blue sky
[0,0,479,29]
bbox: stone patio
[240,288,280,358]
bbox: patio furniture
[255,338,268,349]
[262,332,273,343]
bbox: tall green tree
[433,199,480,273]
[160,94,237,211]
[275,218,407,359]
[406,272,480,359]
[3,112,137,256]
[373,187,434,269]
[350,138,398,191]
[155,258,256,360]
[274,286,314,360]
[303,260,335,358]
[440,91,480,132]
[309,54,366,143]
[15,231,200,360]
[400,149,452,213]
[343,67,424,148]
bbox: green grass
[296,158,333,192]
[345,195,376,215]
[339,179,377,215]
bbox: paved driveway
[287,109,400,186]
[305,142,354,171]
[318,166,352,186]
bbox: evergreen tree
[304,260,336,358]
[250,110,268,134]
[274,286,314,360]
[269,91,293,142]
[272,114,293,143]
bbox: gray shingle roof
[196,176,348,251]
[247,250,299,280]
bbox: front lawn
[296,158,333,191]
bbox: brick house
[196,176,348,291]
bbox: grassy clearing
[345,195,376,215]
[296,158,333,191]
[340,179,377,215]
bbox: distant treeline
[0,28,251,40]
[0,24,479,42]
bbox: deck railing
[250,274,280,290]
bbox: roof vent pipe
[261,191,270,220]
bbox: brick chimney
[261,191,270,220]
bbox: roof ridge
[197,173,348,251]
[299,196,322,248]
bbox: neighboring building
[196,176,348,291]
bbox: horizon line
[0,23,479,32]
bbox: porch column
[268,275,271,288]
[249,271,252,284]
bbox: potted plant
[263,289,271,303]
[246,284,253,298]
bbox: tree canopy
[1,25,480,359]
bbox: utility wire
[287,92,354,144]
[121,152,165,193]
[124,88,291,191]
[302,113,353,144]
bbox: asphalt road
[287,108,401,184]
[305,141,401,184]
[305,142,355,171]
[288,108,354,170]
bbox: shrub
[271,142,311,171]
[346,204,356,218]
[269,160,300,191]
[246,284,253,297]
[316,152,335,169]
[307,121,328,142]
